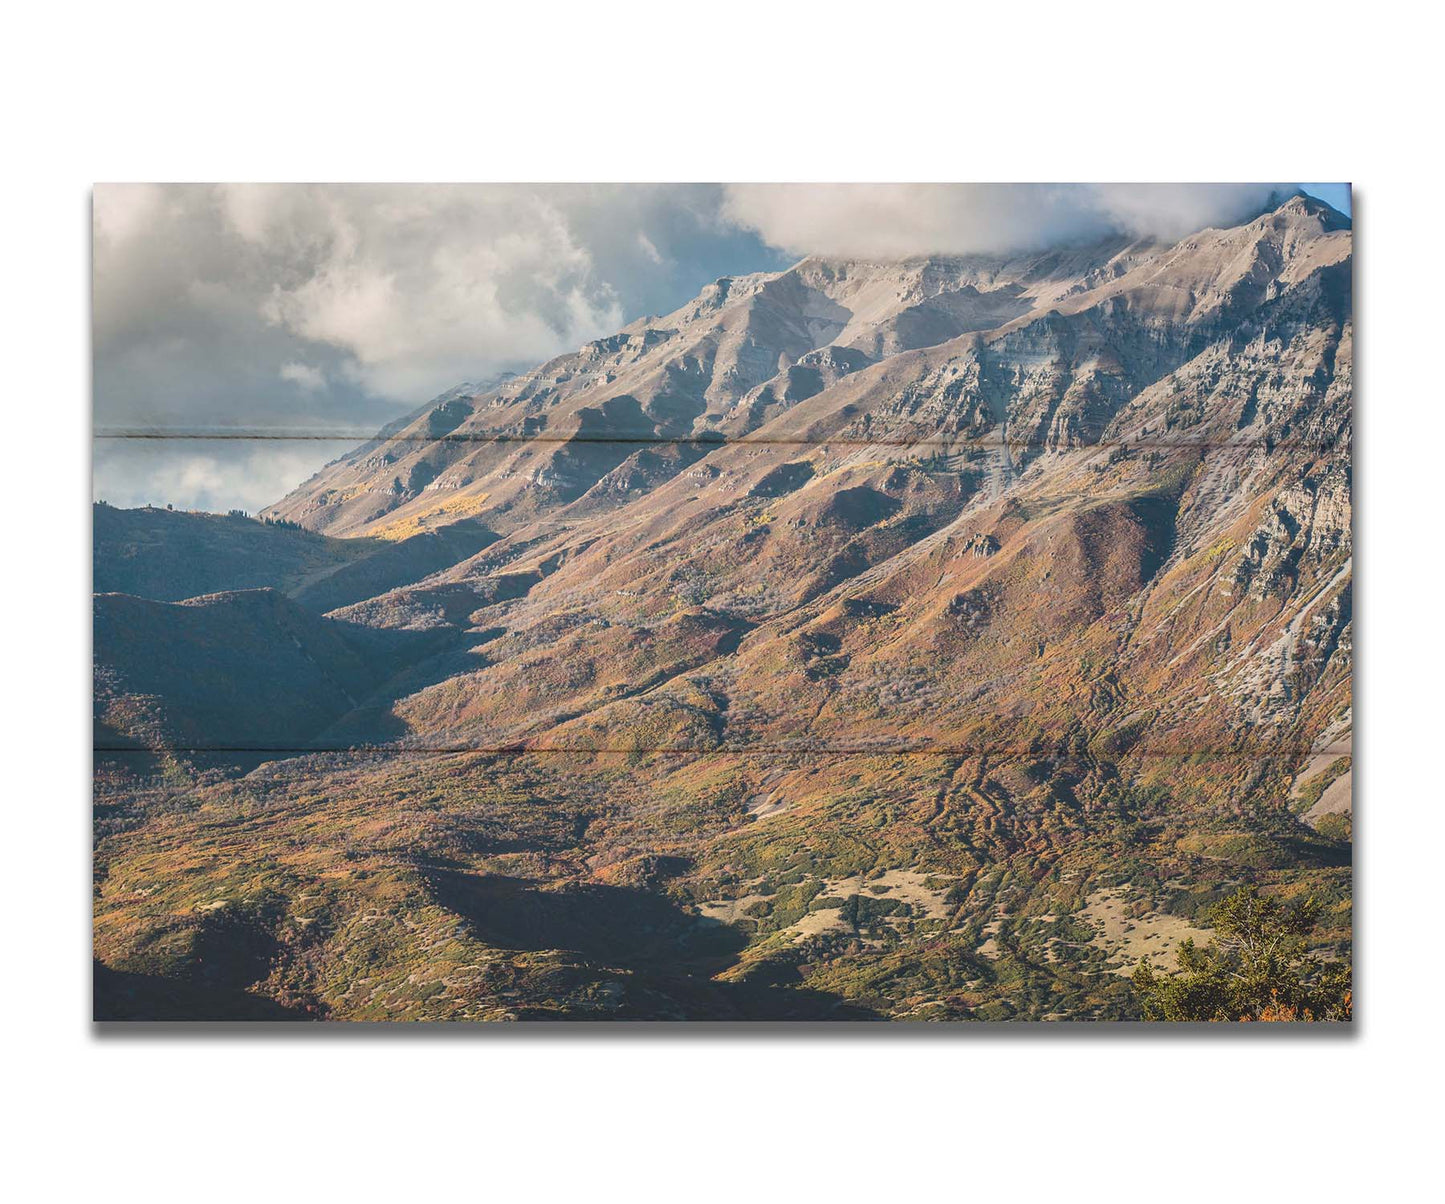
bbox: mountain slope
[257,194,1350,763]
[94,589,454,751]
[94,502,500,616]
[92,504,372,602]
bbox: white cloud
[244,186,627,400]
[279,361,326,391]
[1086,183,1296,240]
[721,183,1295,259]
[93,438,362,513]
[93,183,167,247]
[215,183,301,245]
[92,183,785,511]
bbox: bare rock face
[963,533,1000,558]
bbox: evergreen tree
[1132,887,1351,1021]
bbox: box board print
[93,184,1352,1021]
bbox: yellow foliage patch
[368,490,492,541]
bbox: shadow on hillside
[93,899,323,1021]
[93,962,313,1022]
[425,870,744,966]
[291,522,499,613]
[315,625,515,748]
[425,870,881,1021]
[93,588,460,758]
[1277,833,1353,868]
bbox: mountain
[93,504,370,602]
[93,502,499,613]
[94,194,1353,1020]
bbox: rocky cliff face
[95,194,1352,1021]
[259,194,1351,765]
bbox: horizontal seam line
[93,431,1344,451]
[94,745,1346,757]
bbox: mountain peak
[1271,189,1351,229]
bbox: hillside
[94,193,1353,1020]
[94,502,498,614]
[92,503,372,602]
[94,589,455,752]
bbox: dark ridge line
[94,744,1347,758]
[92,430,1346,452]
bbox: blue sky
[1301,183,1352,215]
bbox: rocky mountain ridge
[242,194,1351,764]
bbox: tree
[1131,886,1351,1022]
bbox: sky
[93,183,1349,512]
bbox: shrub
[1131,886,1351,1021]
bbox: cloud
[92,183,786,511]
[227,185,631,400]
[721,183,1297,259]
[93,183,167,247]
[94,184,785,428]
[93,438,363,514]
[279,361,326,392]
